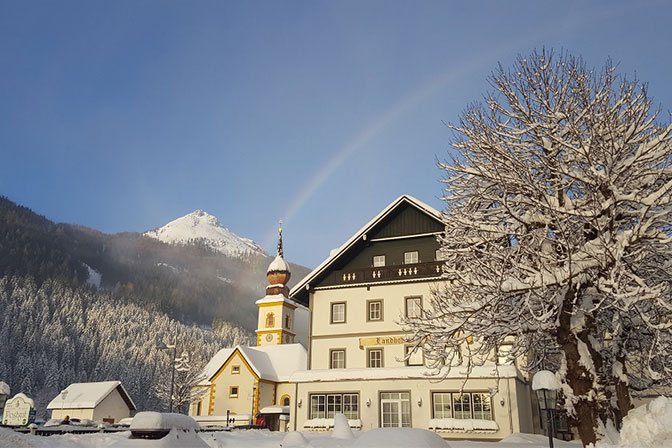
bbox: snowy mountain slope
[144,210,266,258]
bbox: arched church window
[266,312,275,328]
[282,396,290,406]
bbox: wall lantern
[366,399,371,407]
[417,397,422,407]
[297,399,302,408]
[532,370,561,448]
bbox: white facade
[46,381,136,423]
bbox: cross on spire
[277,220,284,258]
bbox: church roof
[289,195,443,302]
[199,343,307,385]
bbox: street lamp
[532,370,561,448]
[157,337,177,413]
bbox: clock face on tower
[266,334,273,342]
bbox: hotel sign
[359,336,406,349]
[2,393,35,426]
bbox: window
[373,255,386,267]
[265,312,275,328]
[282,396,290,406]
[231,365,240,374]
[229,386,239,398]
[331,302,346,323]
[285,314,291,329]
[404,251,419,264]
[310,394,358,419]
[432,393,452,419]
[435,249,447,261]
[196,401,202,416]
[405,297,422,318]
[330,349,345,369]
[431,392,493,420]
[367,300,383,321]
[368,348,383,368]
[405,345,423,366]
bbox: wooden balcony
[334,261,444,285]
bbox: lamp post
[157,331,178,413]
[532,370,561,448]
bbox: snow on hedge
[302,418,362,429]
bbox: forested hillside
[0,196,311,330]
[0,275,252,417]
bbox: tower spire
[277,220,284,258]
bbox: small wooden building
[47,381,136,424]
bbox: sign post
[2,393,36,426]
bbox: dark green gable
[291,198,445,304]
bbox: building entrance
[380,392,411,427]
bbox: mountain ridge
[0,195,311,331]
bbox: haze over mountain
[0,195,311,331]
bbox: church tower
[255,222,297,346]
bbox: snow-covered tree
[404,50,672,445]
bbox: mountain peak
[144,210,266,258]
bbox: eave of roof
[289,195,443,301]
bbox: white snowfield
[0,398,670,448]
[144,209,265,258]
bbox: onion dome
[266,222,291,296]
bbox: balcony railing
[334,261,444,285]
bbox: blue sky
[2,0,671,268]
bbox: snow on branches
[404,50,672,445]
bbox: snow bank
[303,418,362,429]
[280,431,311,447]
[352,428,449,448]
[428,418,498,432]
[130,412,200,432]
[0,381,10,395]
[332,413,355,439]
[615,396,672,448]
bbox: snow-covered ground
[0,428,580,448]
[1,397,669,448]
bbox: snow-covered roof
[199,344,307,385]
[289,365,521,383]
[46,381,136,410]
[254,294,303,308]
[259,405,290,414]
[289,195,443,300]
[198,348,236,385]
[267,255,290,273]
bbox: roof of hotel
[289,195,443,302]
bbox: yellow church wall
[209,350,259,417]
[276,383,294,406]
[258,380,276,410]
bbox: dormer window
[404,251,419,264]
[372,255,385,267]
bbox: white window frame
[368,300,383,321]
[404,251,419,264]
[405,296,422,318]
[373,255,386,267]
[405,345,423,366]
[368,348,383,368]
[330,349,345,369]
[331,302,346,323]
